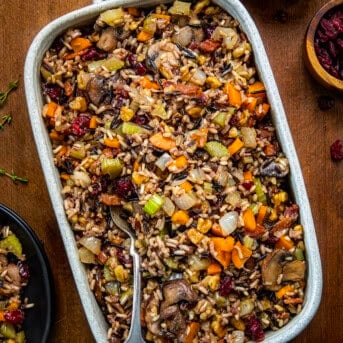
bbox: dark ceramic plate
[0,204,53,343]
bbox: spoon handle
[126,241,145,343]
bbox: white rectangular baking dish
[24,0,322,342]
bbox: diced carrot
[199,39,221,53]
[49,130,64,141]
[89,115,97,129]
[228,137,244,155]
[264,143,276,156]
[171,210,190,225]
[276,284,294,299]
[275,235,294,250]
[0,311,5,322]
[7,301,19,311]
[70,37,92,52]
[210,236,235,253]
[184,322,200,343]
[232,241,252,269]
[169,155,188,169]
[149,133,176,151]
[256,205,268,224]
[60,173,70,181]
[284,297,303,305]
[256,103,270,120]
[243,171,253,181]
[43,101,58,118]
[64,50,87,60]
[140,76,160,90]
[180,181,193,192]
[99,193,121,206]
[243,208,256,232]
[191,128,208,148]
[224,83,242,107]
[64,81,73,97]
[244,97,257,112]
[207,262,222,275]
[133,159,140,172]
[248,81,266,97]
[128,7,140,16]
[104,137,120,149]
[137,30,154,42]
[215,251,231,269]
[58,145,68,156]
[247,224,266,238]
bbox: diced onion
[71,171,91,188]
[239,298,255,317]
[78,247,96,264]
[155,153,172,171]
[188,255,210,271]
[241,127,257,149]
[212,27,237,41]
[79,236,101,255]
[225,192,241,207]
[162,197,176,216]
[232,331,245,343]
[172,192,197,210]
[219,211,239,236]
[189,168,206,181]
[191,69,207,86]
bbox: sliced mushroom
[282,260,306,282]
[6,263,21,286]
[96,28,117,52]
[162,279,198,306]
[160,305,186,341]
[261,249,290,291]
[260,157,290,178]
[86,76,109,106]
[145,295,163,336]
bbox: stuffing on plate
[40,1,307,342]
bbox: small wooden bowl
[304,0,343,92]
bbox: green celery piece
[101,157,123,179]
[0,323,16,339]
[16,331,26,343]
[122,122,147,135]
[253,177,267,205]
[213,112,227,128]
[144,194,164,215]
[205,141,229,158]
[0,234,22,257]
[88,56,124,73]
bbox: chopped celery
[249,203,259,215]
[16,331,25,343]
[294,248,305,261]
[203,182,213,194]
[88,56,125,73]
[101,157,123,179]
[152,104,170,120]
[205,141,229,158]
[243,235,254,249]
[103,265,116,282]
[144,194,164,215]
[0,322,16,338]
[0,234,22,257]
[143,16,157,34]
[100,8,124,26]
[122,122,148,135]
[213,112,227,128]
[40,66,52,81]
[105,281,120,295]
[168,1,191,16]
[253,177,267,205]
[70,142,86,160]
[164,257,179,270]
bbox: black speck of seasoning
[317,95,335,111]
[273,9,289,23]
[6,252,18,264]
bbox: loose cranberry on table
[330,139,343,160]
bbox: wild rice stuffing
[40,1,307,342]
[0,226,32,342]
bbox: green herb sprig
[0,80,19,108]
[0,168,28,184]
[0,113,12,131]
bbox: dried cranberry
[265,235,279,246]
[44,83,62,102]
[4,310,24,324]
[80,47,104,61]
[135,62,147,76]
[203,25,216,39]
[245,316,265,342]
[113,178,137,200]
[218,276,233,296]
[115,88,129,99]
[71,115,90,136]
[117,249,133,265]
[317,95,335,111]
[132,115,149,126]
[242,181,254,191]
[17,261,30,280]
[330,139,343,160]
[127,53,137,66]
[189,42,199,50]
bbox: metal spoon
[110,207,145,343]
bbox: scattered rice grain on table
[40,1,307,342]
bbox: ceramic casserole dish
[24,0,322,342]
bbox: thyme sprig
[0,80,19,108]
[0,113,12,131]
[0,168,28,184]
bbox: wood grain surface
[0,0,342,342]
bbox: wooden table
[0,0,342,342]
